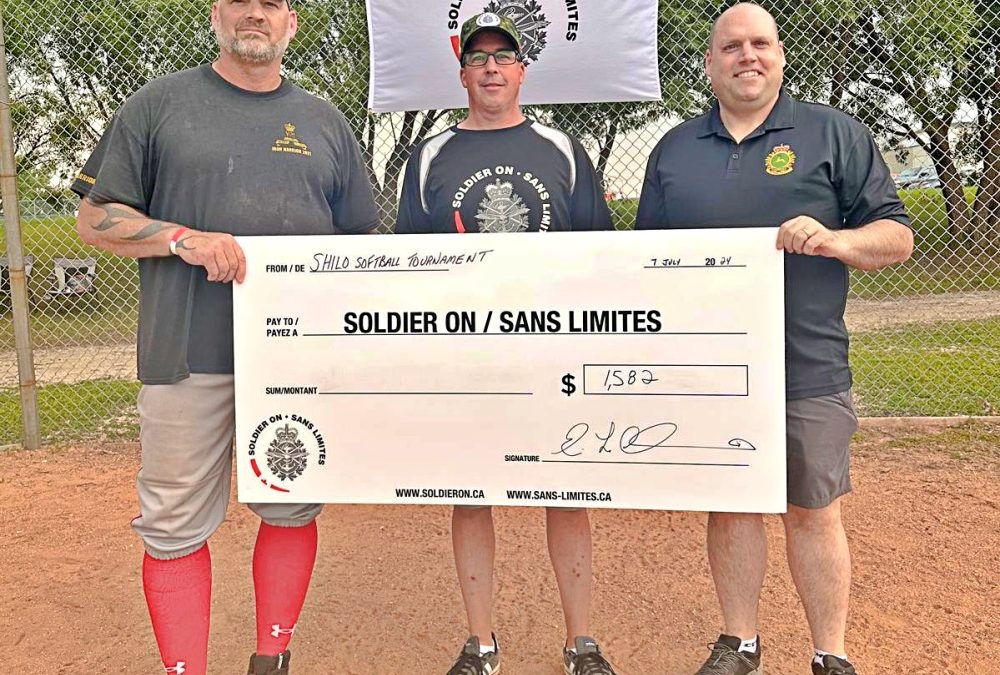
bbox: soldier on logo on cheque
[70,1,379,674]
[395,11,619,675]
[636,4,913,675]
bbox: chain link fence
[2,0,999,446]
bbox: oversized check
[233,229,786,512]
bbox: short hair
[709,2,780,48]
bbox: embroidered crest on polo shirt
[271,123,313,157]
[765,144,796,176]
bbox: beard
[215,25,290,63]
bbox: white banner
[233,229,786,512]
[366,0,662,112]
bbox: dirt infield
[1,418,997,674]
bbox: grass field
[0,379,140,446]
[1,216,139,347]
[850,317,1000,417]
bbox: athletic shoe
[446,634,500,675]
[246,649,291,675]
[812,655,857,675]
[563,636,617,675]
[694,635,762,675]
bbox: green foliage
[5,0,996,245]
[4,0,215,171]
[895,187,976,255]
[608,199,636,231]
[851,318,1000,416]
[286,0,368,143]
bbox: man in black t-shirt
[73,2,378,674]
[397,12,617,675]
[637,5,912,675]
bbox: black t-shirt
[396,120,612,233]
[81,65,378,383]
[636,91,910,400]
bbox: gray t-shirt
[636,91,909,400]
[86,65,378,384]
[396,120,612,233]
[72,115,118,197]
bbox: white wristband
[169,227,189,255]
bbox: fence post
[0,10,41,450]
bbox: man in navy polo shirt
[637,4,912,675]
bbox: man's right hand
[175,230,247,283]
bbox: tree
[860,2,978,245]
[793,1,979,246]
[287,0,449,226]
[4,0,214,176]
[965,0,1000,247]
[762,0,999,249]
[4,0,437,225]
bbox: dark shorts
[786,389,859,509]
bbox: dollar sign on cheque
[562,373,577,397]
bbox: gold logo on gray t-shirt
[272,123,313,157]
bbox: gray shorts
[786,389,859,509]
[133,374,322,560]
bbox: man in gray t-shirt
[396,13,617,675]
[73,2,377,674]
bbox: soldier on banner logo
[484,0,550,63]
[396,11,618,675]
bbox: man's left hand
[776,216,845,259]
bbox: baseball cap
[459,12,523,60]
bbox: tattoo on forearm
[89,201,171,243]
[175,236,202,251]
[124,222,169,241]
[92,205,142,232]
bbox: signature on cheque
[555,421,756,457]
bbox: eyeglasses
[462,49,521,67]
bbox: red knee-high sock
[253,520,318,655]
[143,545,212,675]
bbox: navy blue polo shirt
[636,91,909,400]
